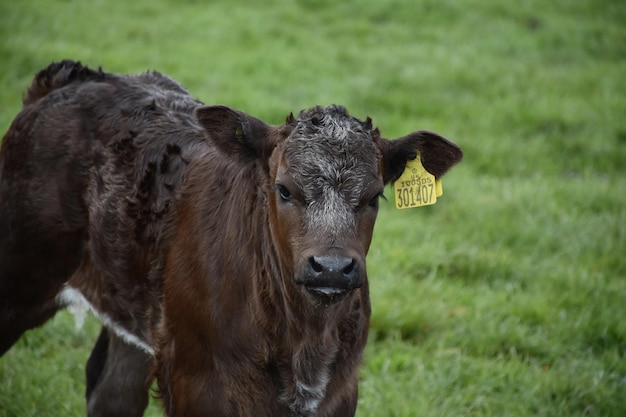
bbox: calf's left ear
[194,105,277,159]
[378,131,463,184]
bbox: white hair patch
[55,285,155,356]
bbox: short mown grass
[1,0,625,416]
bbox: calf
[0,60,462,417]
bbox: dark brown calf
[0,61,462,417]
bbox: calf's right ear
[194,105,278,160]
[378,131,463,184]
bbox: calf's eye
[367,192,386,209]
[276,184,293,203]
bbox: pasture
[1,0,624,416]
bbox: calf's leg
[86,327,111,399]
[86,328,153,417]
[0,162,87,355]
[0,296,60,355]
[0,225,80,355]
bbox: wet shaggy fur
[0,60,462,417]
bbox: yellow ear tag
[394,155,441,209]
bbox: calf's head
[195,105,462,306]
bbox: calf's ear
[194,105,278,159]
[379,131,463,184]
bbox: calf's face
[270,106,383,305]
[194,105,463,306]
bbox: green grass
[1,0,625,416]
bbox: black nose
[303,256,362,302]
[308,256,359,281]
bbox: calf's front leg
[86,327,153,417]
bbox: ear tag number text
[394,156,442,209]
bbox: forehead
[282,105,379,185]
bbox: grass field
[1,0,625,416]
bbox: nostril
[309,256,323,274]
[342,259,357,277]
